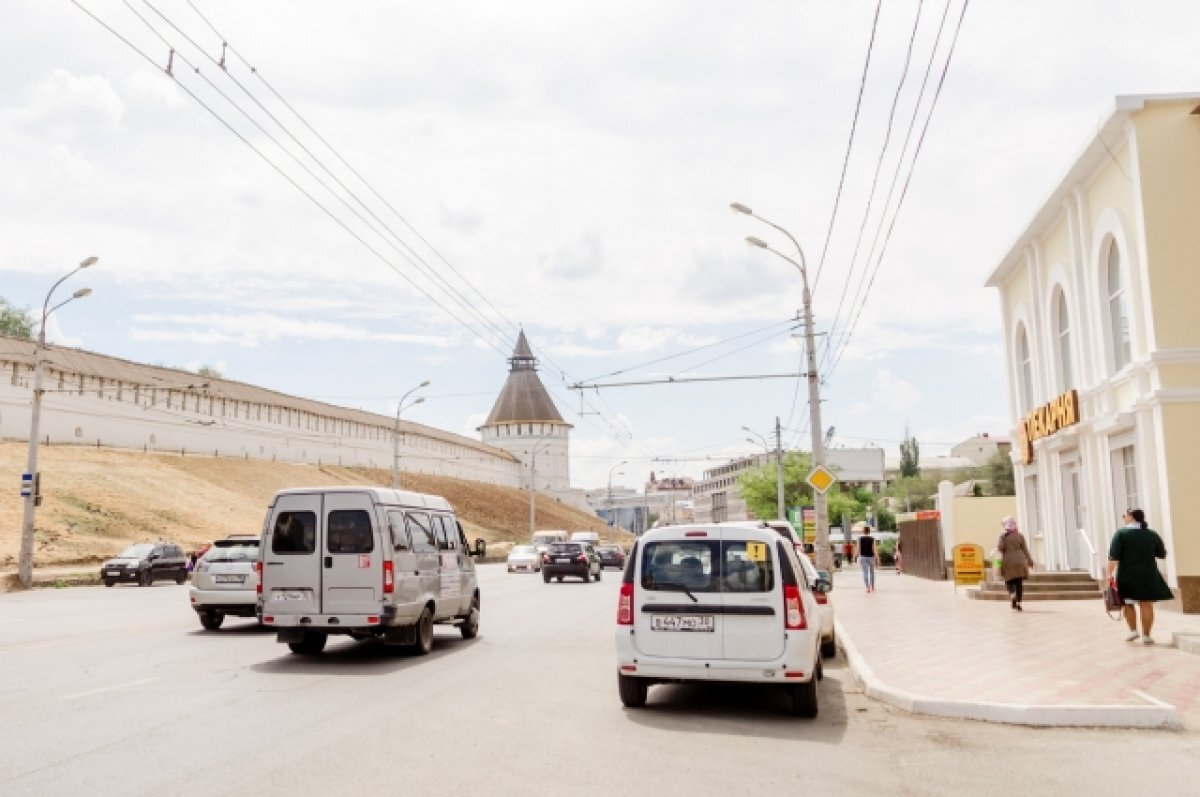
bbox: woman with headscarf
[1107,509,1174,644]
[997,516,1035,611]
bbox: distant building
[950,433,1011,467]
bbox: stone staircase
[968,570,1102,602]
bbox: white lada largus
[614,524,828,717]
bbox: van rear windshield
[641,540,775,594]
[327,510,374,554]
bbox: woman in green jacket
[1107,509,1174,644]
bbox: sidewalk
[0,564,104,592]
[833,567,1200,730]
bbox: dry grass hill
[0,441,615,569]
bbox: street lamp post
[733,202,833,571]
[391,380,429,489]
[527,437,556,540]
[19,256,97,588]
[607,461,627,540]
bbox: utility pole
[775,416,786,521]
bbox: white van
[259,487,481,655]
[531,529,569,553]
[614,523,827,717]
[569,531,600,545]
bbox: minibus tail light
[255,560,263,595]
[383,560,395,594]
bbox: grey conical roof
[483,331,566,425]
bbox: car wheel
[138,569,152,587]
[618,673,648,708]
[459,595,480,640]
[175,569,187,585]
[542,571,551,583]
[103,579,114,588]
[199,611,224,631]
[821,631,837,660]
[789,677,819,718]
[287,632,327,655]
[556,576,563,583]
[412,607,434,655]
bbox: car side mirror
[473,539,486,558]
[814,578,833,594]
[148,553,160,561]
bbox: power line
[811,0,883,295]
[820,0,926,364]
[825,0,970,380]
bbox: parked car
[507,545,542,573]
[542,542,601,583]
[797,553,837,658]
[189,535,261,630]
[614,523,829,717]
[596,544,626,569]
[101,542,188,587]
[260,487,482,655]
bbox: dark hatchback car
[596,544,626,569]
[542,542,602,583]
[101,542,188,587]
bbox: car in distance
[507,544,542,573]
[596,544,626,569]
[101,542,188,587]
[614,523,828,717]
[189,535,261,630]
[531,530,569,554]
[542,542,602,583]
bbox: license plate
[272,591,309,601]
[651,615,714,632]
[106,570,120,577]
[556,557,571,563]
[215,574,245,583]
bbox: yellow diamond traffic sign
[806,465,837,494]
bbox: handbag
[1103,579,1123,620]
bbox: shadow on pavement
[621,664,851,743]
[249,632,480,676]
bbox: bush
[877,538,897,566]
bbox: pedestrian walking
[857,526,877,592]
[1107,509,1174,644]
[997,516,1035,611]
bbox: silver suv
[189,536,260,630]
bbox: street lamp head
[412,397,425,406]
[745,236,769,249]
[79,256,99,269]
[730,202,753,215]
[72,288,92,299]
[419,380,431,388]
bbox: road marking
[61,677,159,701]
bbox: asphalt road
[1,564,1198,797]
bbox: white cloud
[130,313,459,349]
[849,401,871,417]
[871,370,921,414]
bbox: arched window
[1106,242,1132,370]
[1055,289,1074,391]
[1017,324,1034,414]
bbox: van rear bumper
[264,610,394,631]
[615,631,817,683]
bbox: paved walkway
[833,566,1200,730]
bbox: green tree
[196,364,224,379]
[737,451,814,520]
[983,450,1015,496]
[899,425,920,478]
[888,475,938,512]
[0,297,33,340]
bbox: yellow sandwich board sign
[953,544,986,586]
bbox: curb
[1175,633,1200,656]
[835,618,1182,730]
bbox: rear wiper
[657,581,699,603]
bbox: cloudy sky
[2,1,1197,490]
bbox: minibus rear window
[327,510,374,554]
[272,511,316,554]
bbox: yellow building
[986,94,1200,613]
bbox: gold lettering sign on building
[1018,389,1080,464]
